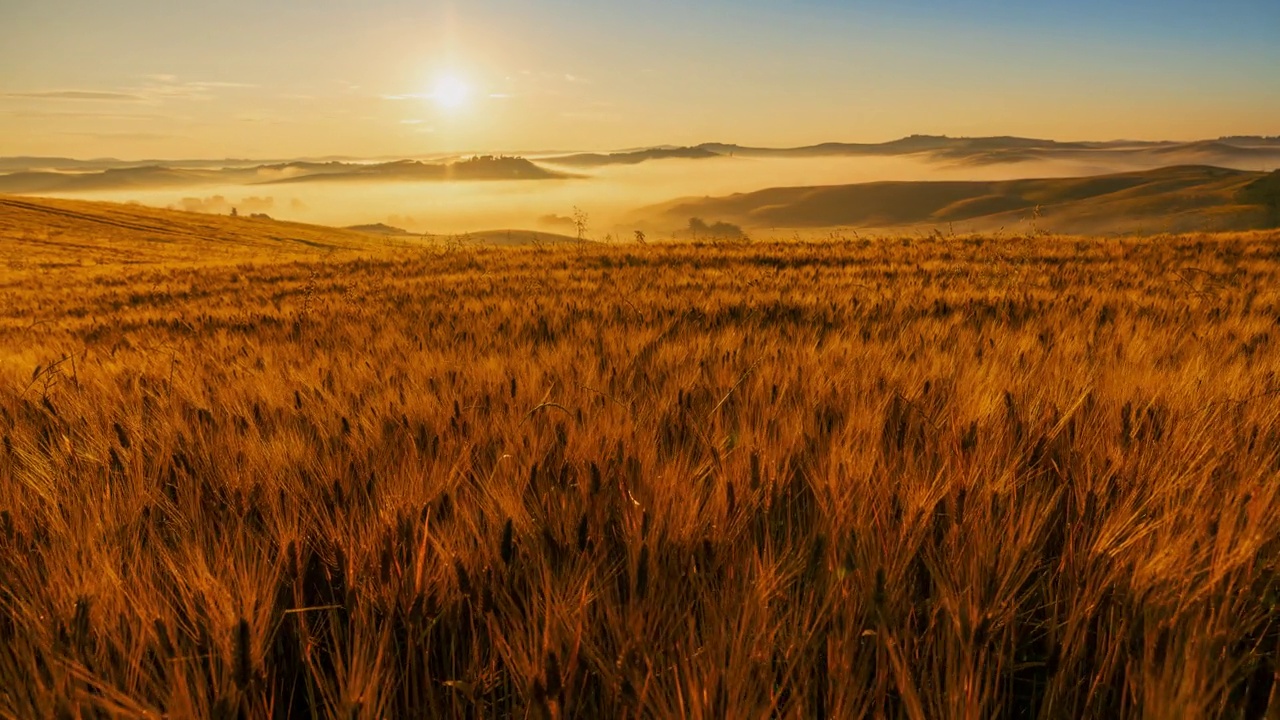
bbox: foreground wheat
[1,229,1278,718]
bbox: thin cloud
[186,81,256,89]
[57,131,175,141]
[5,90,146,101]
[1,109,168,120]
[137,75,254,90]
[4,79,255,106]
[129,77,257,102]
[236,114,284,124]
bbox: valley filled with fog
[9,138,1280,237]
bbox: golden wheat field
[1,197,1278,719]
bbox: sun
[430,75,470,111]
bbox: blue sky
[2,0,1277,157]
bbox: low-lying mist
[30,151,1276,236]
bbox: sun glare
[430,75,470,111]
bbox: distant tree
[688,217,745,240]
[230,207,238,217]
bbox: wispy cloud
[187,81,256,89]
[57,131,175,141]
[1,109,169,120]
[236,113,291,125]
[3,78,257,106]
[135,78,256,101]
[4,90,146,101]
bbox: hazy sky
[2,0,1278,158]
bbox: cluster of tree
[687,217,747,240]
[461,155,522,163]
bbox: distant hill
[0,156,301,174]
[4,137,1278,188]
[0,156,570,194]
[426,229,584,247]
[1219,136,1280,145]
[260,156,571,185]
[541,135,1280,169]
[346,223,412,235]
[636,165,1277,235]
[0,166,232,194]
[3,138,1277,199]
[697,135,1068,158]
[542,146,722,167]
[699,136,1280,169]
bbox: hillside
[261,156,572,184]
[697,136,1280,168]
[542,146,722,167]
[340,223,585,246]
[0,156,570,194]
[0,166,233,194]
[0,195,586,270]
[636,165,1276,234]
[430,229,584,246]
[0,195,394,268]
[5,137,1278,192]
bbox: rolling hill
[0,195,585,270]
[532,136,1280,169]
[259,156,572,184]
[3,137,1277,194]
[0,195,382,267]
[541,146,722,166]
[399,229,584,247]
[636,165,1280,235]
[0,156,571,195]
[0,166,234,194]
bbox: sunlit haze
[3,0,1280,159]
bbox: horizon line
[7,132,1280,165]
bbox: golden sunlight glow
[430,75,471,111]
